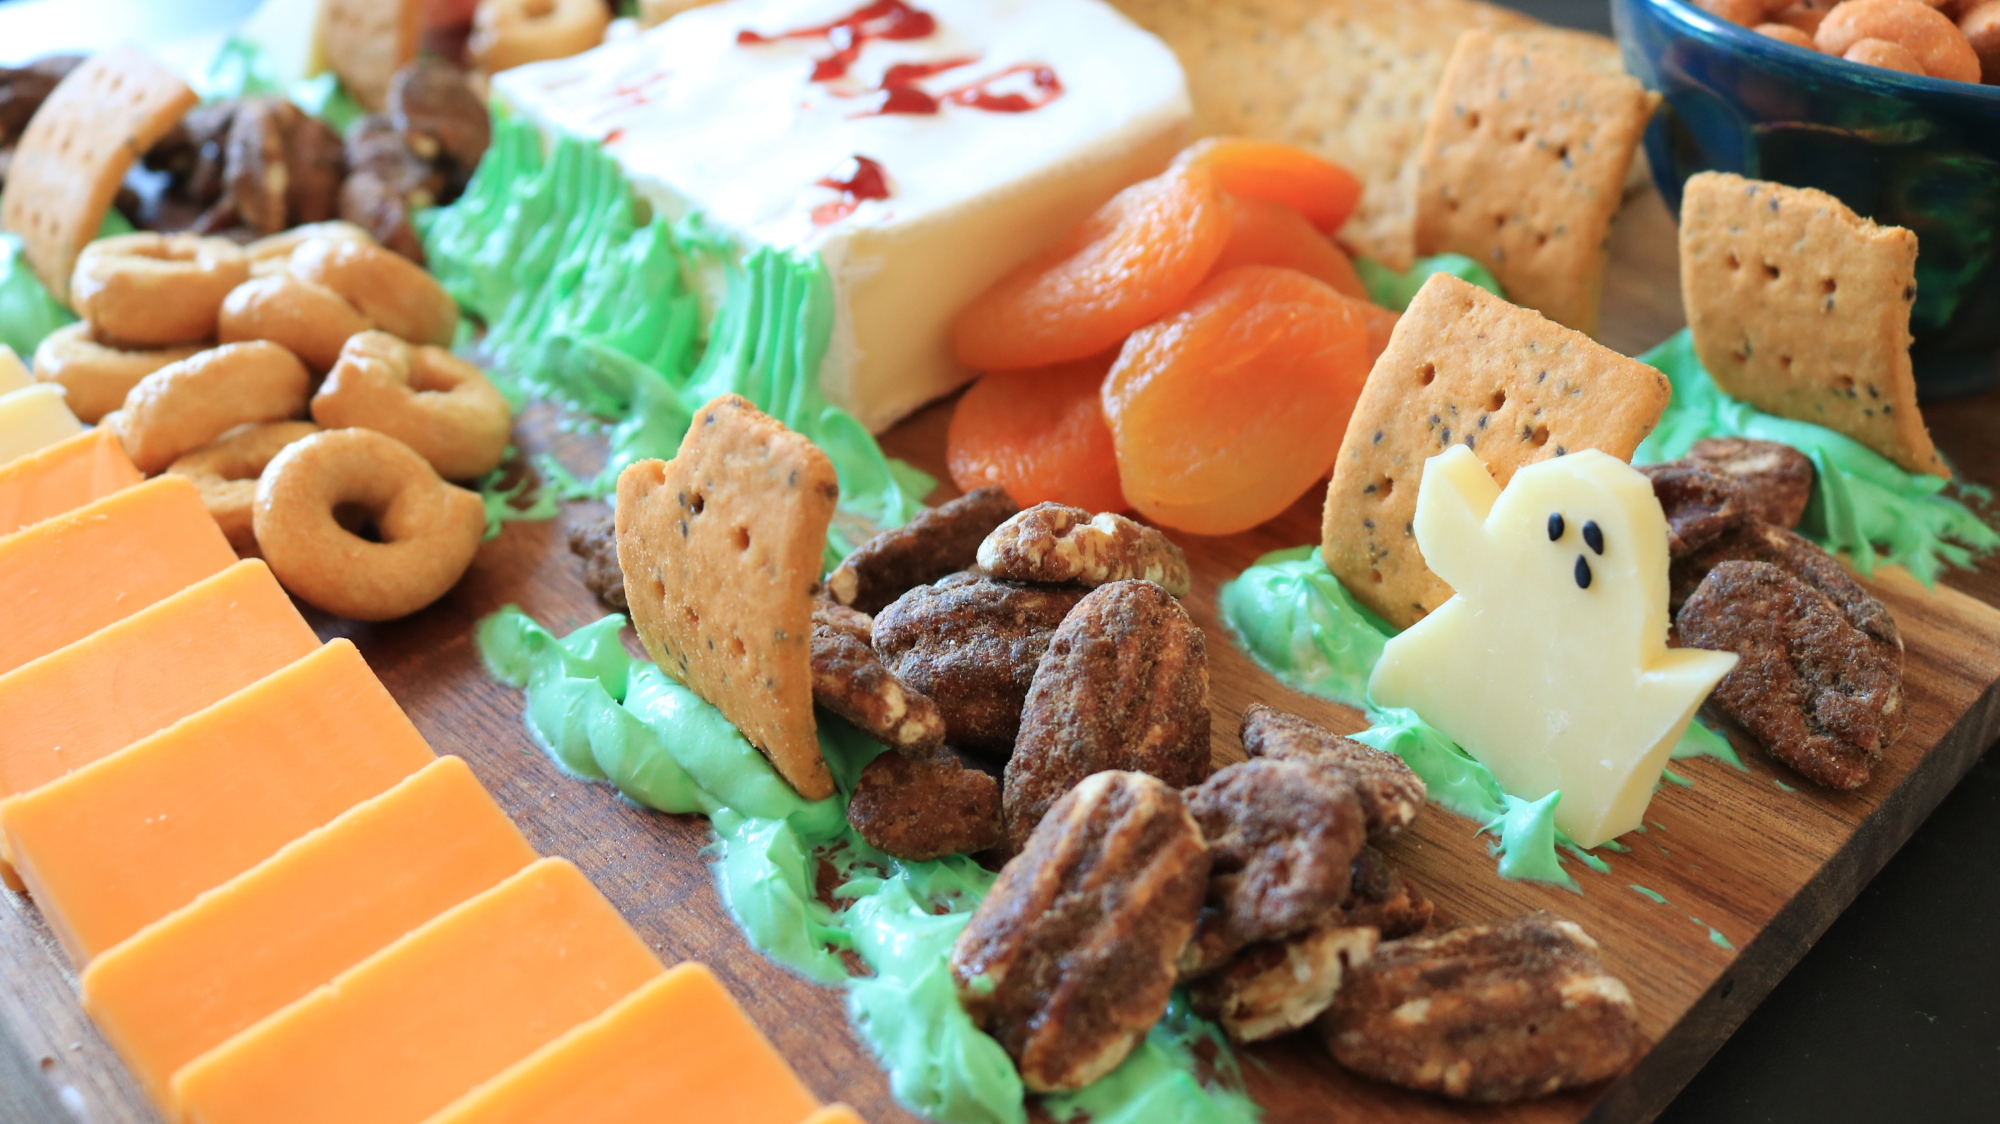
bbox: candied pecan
[566,510,628,612]
[1687,436,1814,529]
[1188,758,1364,950]
[1678,560,1904,789]
[828,486,1018,615]
[221,97,296,235]
[872,572,1086,752]
[812,601,945,755]
[0,57,79,146]
[1240,704,1424,839]
[282,112,345,227]
[1336,846,1436,939]
[1002,580,1210,852]
[976,502,1192,597]
[951,771,1210,1091]
[338,173,425,261]
[1671,521,1901,665]
[1190,923,1379,1044]
[339,114,441,260]
[1320,912,1638,1103]
[846,749,1001,861]
[1640,460,1750,557]
[388,57,489,180]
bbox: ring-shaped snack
[166,421,321,556]
[70,233,250,347]
[311,330,512,479]
[470,0,612,74]
[288,236,459,346]
[30,322,204,423]
[219,273,374,373]
[106,341,312,474]
[245,220,378,278]
[253,428,486,620]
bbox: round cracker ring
[219,273,374,373]
[70,233,251,348]
[104,340,312,474]
[166,421,322,556]
[30,322,204,424]
[311,330,512,480]
[288,236,459,347]
[470,0,612,75]
[245,220,379,278]
[253,428,487,621]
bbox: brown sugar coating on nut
[1189,923,1379,1045]
[845,749,1002,861]
[975,502,1193,597]
[387,58,489,182]
[1678,560,1905,789]
[1188,758,1365,950]
[282,111,346,229]
[951,771,1210,1092]
[1685,436,1815,529]
[1002,580,1211,852]
[1639,460,1751,558]
[872,572,1087,753]
[1671,521,1901,665]
[1319,912,1639,1103]
[1240,704,1425,839]
[220,97,295,235]
[566,510,627,612]
[812,601,946,755]
[338,114,443,261]
[827,486,1018,615]
[1336,846,1438,939]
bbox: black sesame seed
[1575,555,1592,589]
[1548,513,1564,541]
[1582,521,1603,555]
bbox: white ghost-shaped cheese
[1368,446,1737,848]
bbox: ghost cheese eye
[1548,513,1565,541]
[1582,520,1604,555]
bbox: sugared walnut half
[1190,923,1379,1045]
[1686,436,1813,530]
[845,749,1001,861]
[951,771,1210,1092]
[1002,580,1210,852]
[810,601,945,755]
[1188,758,1365,951]
[1638,460,1750,558]
[1240,704,1424,839]
[1319,912,1638,1103]
[827,485,1018,615]
[976,502,1193,597]
[1337,846,1437,939]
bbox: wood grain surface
[6,187,2000,1124]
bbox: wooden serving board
[6,190,2000,1124]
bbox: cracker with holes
[1680,171,1945,479]
[321,0,422,112]
[616,393,841,800]
[1414,29,1658,336]
[1321,273,1671,629]
[0,47,195,302]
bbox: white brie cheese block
[495,0,1191,432]
[1369,446,1738,848]
[0,384,83,469]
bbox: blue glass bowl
[1612,0,2000,397]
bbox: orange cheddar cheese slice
[418,962,820,1124]
[0,429,142,536]
[801,1107,870,1124]
[0,475,235,676]
[0,638,435,964]
[82,756,537,1113]
[0,559,319,803]
[172,858,664,1124]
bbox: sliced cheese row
[0,415,865,1124]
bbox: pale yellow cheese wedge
[419,962,820,1124]
[0,428,143,537]
[83,756,537,1113]
[0,383,82,466]
[172,858,664,1124]
[0,344,31,393]
[0,638,435,964]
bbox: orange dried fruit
[1178,137,1364,235]
[952,164,1230,371]
[1103,265,1371,535]
[1211,192,1368,300]
[947,355,1127,513]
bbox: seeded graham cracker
[1321,272,1671,629]
[0,48,195,303]
[320,0,422,112]
[1680,171,1945,479]
[616,394,840,800]
[1414,29,1659,337]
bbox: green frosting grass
[0,234,75,358]
[1356,252,1504,312]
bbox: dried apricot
[1211,193,1369,300]
[948,355,1127,513]
[1359,302,1399,365]
[953,164,1230,371]
[1178,137,1364,235]
[1103,266,1370,535]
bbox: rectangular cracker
[0,48,195,303]
[1414,29,1660,337]
[319,0,421,112]
[617,393,839,800]
[1680,171,1945,478]
[1321,272,1671,629]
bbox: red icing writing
[736,0,937,82]
[812,155,891,225]
[941,63,1063,113]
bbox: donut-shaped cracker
[166,421,321,556]
[470,0,611,74]
[311,330,511,479]
[1816,0,1981,81]
[31,322,203,423]
[70,233,250,347]
[254,428,486,620]
[219,273,374,373]
[105,341,312,474]
[245,220,378,278]
[288,236,459,346]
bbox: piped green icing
[0,234,74,357]
[1217,546,1393,710]
[1670,717,1744,770]
[200,36,366,131]
[1483,792,1575,889]
[1627,884,1669,905]
[473,451,560,540]
[476,607,1256,1124]
[1634,329,1997,583]
[1355,253,1505,312]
